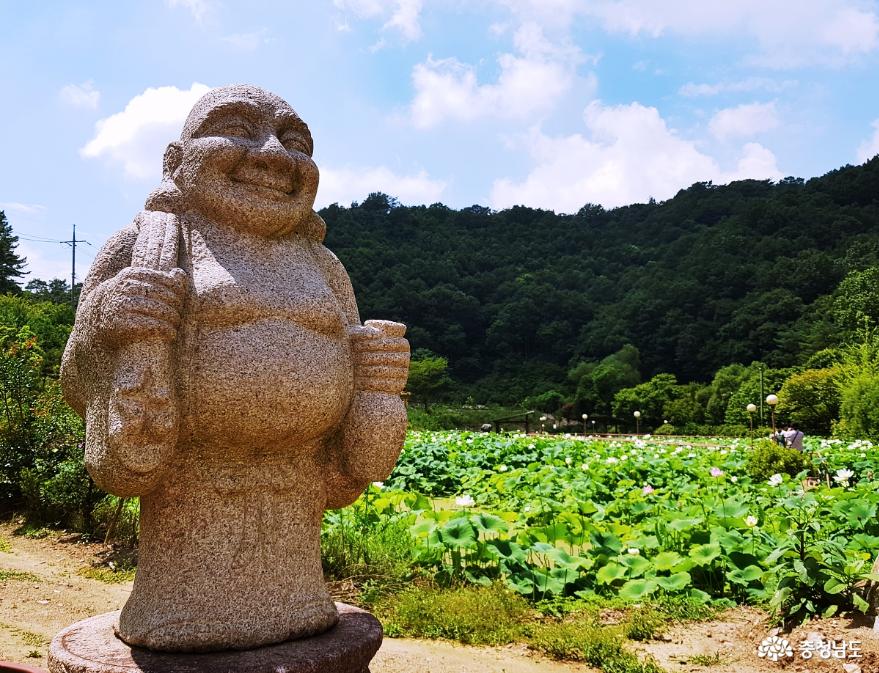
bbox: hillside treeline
[323,157,879,405]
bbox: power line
[18,234,63,243]
[13,226,94,304]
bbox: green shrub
[745,439,809,481]
[652,423,676,436]
[322,511,417,581]
[92,496,141,545]
[837,373,879,439]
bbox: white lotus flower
[627,548,640,555]
[455,494,475,507]
[768,473,783,487]
[606,456,619,464]
[746,515,758,527]
[834,468,854,484]
[372,481,384,489]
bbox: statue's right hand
[99,267,187,345]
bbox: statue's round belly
[187,319,353,447]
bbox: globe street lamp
[634,410,641,435]
[766,394,779,434]
[581,413,588,435]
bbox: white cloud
[679,77,797,97]
[17,242,73,284]
[857,120,879,162]
[81,83,211,180]
[489,100,782,212]
[166,0,211,23]
[0,202,47,216]
[495,0,584,30]
[708,102,779,140]
[59,81,101,110]
[333,0,423,41]
[316,165,446,207]
[410,22,588,128]
[579,0,879,66]
[221,29,272,50]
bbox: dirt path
[3,521,878,672]
[0,522,131,667]
[0,522,591,673]
[635,606,879,673]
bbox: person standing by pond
[783,424,805,450]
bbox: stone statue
[60,85,410,653]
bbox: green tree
[524,389,565,414]
[406,349,452,408]
[569,345,641,417]
[724,363,792,425]
[775,368,840,434]
[612,373,681,428]
[704,364,748,424]
[26,278,79,305]
[663,382,706,426]
[0,211,27,294]
[832,267,879,333]
[834,327,879,438]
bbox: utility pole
[62,224,89,306]
[759,364,764,426]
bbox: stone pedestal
[47,604,382,673]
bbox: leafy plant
[745,439,809,481]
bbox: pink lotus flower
[642,484,654,495]
[710,467,724,477]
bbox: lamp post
[746,403,757,446]
[766,394,779,434]
[540,415,546,433]
[634,410,641,435]
[581,413,588,435]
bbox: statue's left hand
[347,320,410,395]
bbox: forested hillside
[323,157,879,403]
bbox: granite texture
[60,85,410,652]
[47,605,381,673]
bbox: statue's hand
[99,267,187,345]
[348,320,410,395]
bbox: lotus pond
[323,431,879,624]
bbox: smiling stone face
[168,85,320,237]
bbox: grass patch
[18,630,47,647]
[0,536,11,553]
[374,583,669,673]
[531,619,664,673]
[13,523,51,539]
[624,597,721,641]
[1,623,48,648]
[26,650,41,659]
[77,565,136,583]
[688,652,724,666]
[375,583,529,644]
[0,568,40,582]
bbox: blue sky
[3,0,879,282]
